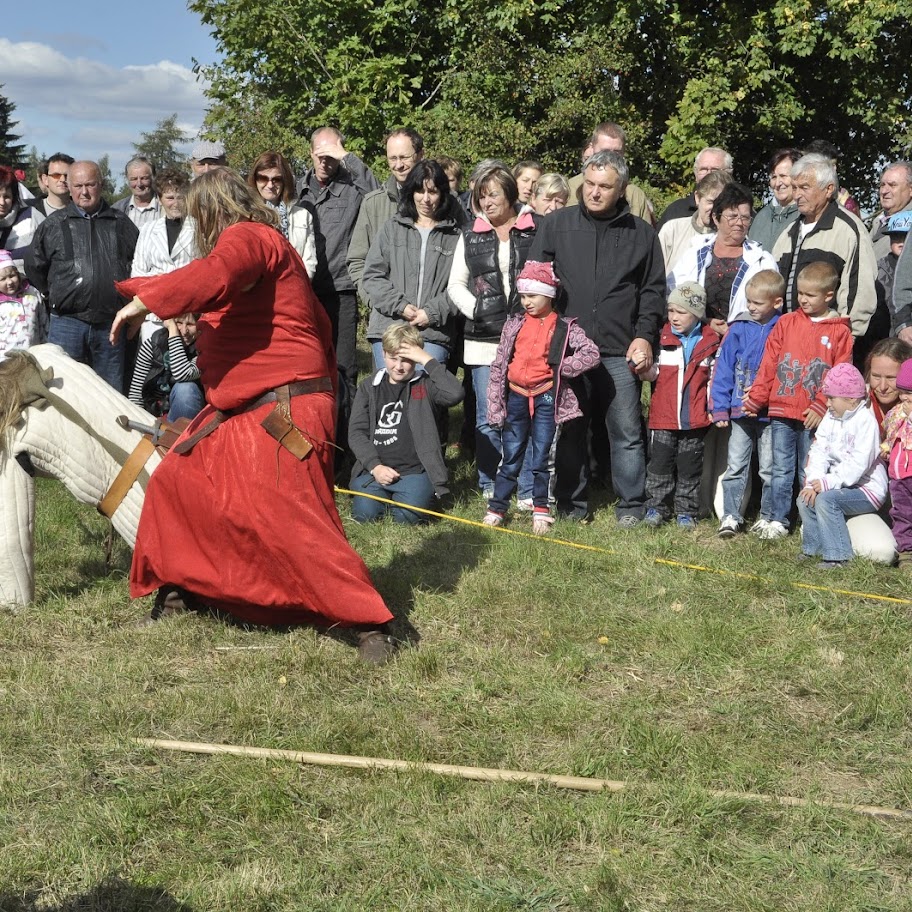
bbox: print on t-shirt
[374,399,404,447]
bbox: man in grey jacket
[347,128,424,300]
[298,127,379,390]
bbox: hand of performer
[625,338,653,376]
[371,464,400,486]
[803,407,822,430]
[110,296,149,345]
[409,308,430,329]
[397,340,432,366]
[164,318,179,336]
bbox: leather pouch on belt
[260,386,313,460]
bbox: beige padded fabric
[0,345,164,607]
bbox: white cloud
[0,39,209,124]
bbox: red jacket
[742,309,853,420]
[647,323,719,431]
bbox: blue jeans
[49,314,125,391]
[370,340,450,372]
[769,418,814,528]
[471,364,503,496]
[555,356,646,518]
[349,471,435,525]
[489,390,556,514]
[720,417,773,522]
[167,381,206,421]
[797,486,876,561]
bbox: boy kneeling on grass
[642,281,720,530]
[796,363,887,569]
[484,260,599,535]
[348,323,464,524]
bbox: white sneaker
[748,519,769,536]
[516,498,534,512]
[759,520,788,539]
[483,511,503,527]
[717,515,740,538]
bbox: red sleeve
[116,222,273,321]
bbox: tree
[0,87,26,169]
[97,154,115,203]
[132,114,190,173]
[188,0,912,208]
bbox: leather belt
[172,377,332,455]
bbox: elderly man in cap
[190,141,227,177]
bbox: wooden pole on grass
[133,737,912,822]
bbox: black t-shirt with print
[372,377,423,475]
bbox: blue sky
[1,0,219,180]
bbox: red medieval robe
[116,220,393,628]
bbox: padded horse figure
[0,344,162,608]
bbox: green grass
[1,449,911,910]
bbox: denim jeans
[555,356,646,518]
[769,418,814,528]
[489,389,556,514]
[349,471,435,525]
[370,340,450,373]
[167,381,206,422]
[797,486,876,561]
[720,417,773,522]
[471,364,503,496]
[49,314,125,391]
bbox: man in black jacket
[26,160,139,390]
[529,149,666,526]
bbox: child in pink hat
[796,363,887,568]
[0,249,46,357]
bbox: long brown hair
[185,168,279,256]
[247,151,296,206]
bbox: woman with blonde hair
[110,168,396,663]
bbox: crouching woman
[348,323,464,524]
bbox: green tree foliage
[190,0,912,206]
[0,87,26,169]
[132,114,190,173]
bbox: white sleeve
[446,233,476,320]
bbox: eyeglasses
[48,172,68,180]
[256,175,283,185]
[387,155,415,165]
[720,213,752,224]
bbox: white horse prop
[0,344,163,608]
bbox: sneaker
[558,507,592,524]
[748,519,769,536]
[516,498,534,513]
[676,514,697,531]
[759,520,788,540]
[483,511,503,527]
[642,509,664,528]
[532,511,554,536]
[717,515,740,538]
[817,559,847,570]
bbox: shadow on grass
[0,876,193,911]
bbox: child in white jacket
[797,363,888,569]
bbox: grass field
[1,447,912,911]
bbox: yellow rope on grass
[335,486,912,607]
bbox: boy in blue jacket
[711,269,783,537]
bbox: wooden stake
[133,738,912,822]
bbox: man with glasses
[298,127,379,391]
[33,153,74,217]
[347,127,425,300]
[26,161,139,390]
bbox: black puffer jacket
[25,202,139,324]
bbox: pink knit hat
[896,359,912,392]
[822,362,866,398]
[0,250,14,270]
[516,260,560,298]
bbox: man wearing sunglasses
[33,153,74,217]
